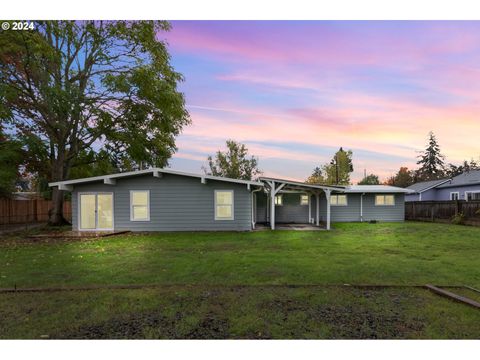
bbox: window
[466,192,480,201]
[450,192,459,201]
[275,195,283,206]
[375,194,395,206]
[300,194,309,205]
[330,194,347,206]
[215,190,234,220]
[130,190,150,221]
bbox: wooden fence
[0,199,71,225]
[405,200,480,225]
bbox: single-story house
[405,170,480,202]
[49,168,414,232]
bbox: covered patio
[257,177,346,230]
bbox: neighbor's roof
[344,185,415,194]
[436,169,480,189]
[49,168,264,188]
[406,179,450,193]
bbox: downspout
[251,187,262,230]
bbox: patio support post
[315,192,320,226]
[269,181,276,230]
[325,189,331,230]
[308,193,312,223]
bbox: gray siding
[275,193,309,223]
[435,184,480,201]
[72,173,252,231]
[405,188,436,202]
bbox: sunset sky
[161,21,480,182]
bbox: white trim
[374,194,396,206]
[50,168,263,188]
[450,192,460,201]
[465,191,480,201]
[330,194,348,206]
[78,192,114,231]
[214,190,234,221]
[129,190,150,221]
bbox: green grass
[1,221,480,339]
[1,222,480,288]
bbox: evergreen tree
[416,132,445,180]
[305,167,325,184]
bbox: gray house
[49,168,413,232]
[406,170,480,202]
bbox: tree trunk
[48,152,70,226]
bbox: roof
[437,169,480,189]
[49,168,264,188]
[406,179,450,193]
[344,185,414,194]
[259,177,346,192]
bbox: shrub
[451,212,465,225]
[475,209,480,217]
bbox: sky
[159,21,480,183]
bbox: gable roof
[436,169,480,189]
[406,178,450,193]
[49,168,264,188]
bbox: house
[49,168,414,232]
[405,170,480,201]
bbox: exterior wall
[72,173,253,231]
[435,184,480,201]
[405,189,436,202]
[257,192,405,224]
[255,192,268,223]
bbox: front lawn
[1,221,480,339]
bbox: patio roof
[258,177,346,193]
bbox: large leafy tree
[445,159,480,178]
[384,166,415,188]
[204,140,262,180]
[416,131,445,181]
[358,174,379,185]
[305,166,325,184]
[323,147,354,185]
[0,127,24,197]
[0,21,190,224]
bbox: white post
[360,193,364,222]
[325,189,331,230]
[270,182,276,230]
[308,193,312,223]
[251,192,255,229]
[315,192,320,226]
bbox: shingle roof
[437,170,480,189]
[406,179,450,193]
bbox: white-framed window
[130,190,150,221]
[215,190,234,220]
[330,194,347,206]
[450,192,459,201]
[275,194,283,206]
[300,194,309,205]
[465,191,480,201]
[375,194,395,206]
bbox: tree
[0,21,190,224]
[416,131,445,181]
[0,129,24,197]
[358,174,379,185]
[305,166,325,184]
[323,147,354,185]
[445,159,480,178]
[204,140,262,180]
[385,167,415,188]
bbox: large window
[466,192,480,201]
[450,192,459,201]
[375,194,395,206]
[215,190,234,220]
[130,190,150,221]
[330,194,347,206]
[300,194,309,205]
[275,195,283,206]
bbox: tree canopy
[416,131,445,181]
[306,147,354,185]
[0,21,190,223]
[204,140,262,180]
[384,167,415,188]
[358,174,380,185]
[0,127,24,197]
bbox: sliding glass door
[79,193,113,230]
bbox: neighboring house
[406,170,480,202]
[49,168,413,232]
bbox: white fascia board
[49,168,265,188]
